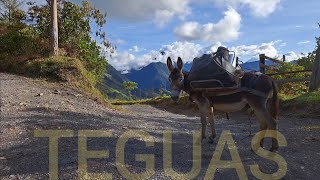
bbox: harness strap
[240,87,269,98]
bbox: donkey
[167,57,280,151]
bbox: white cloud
[107,40,304,72]
[114,39,126,45]
[212,0,281,17]
[154,10,175,27]
[297,41,311,45]
[174,8,241,43]
[108,42,202,73]
[129,46,146,52]
[228,40,304,62]
[231,41,280,60]
[160,42,203,63]
[74,0,191,27]
[284,52,304,61]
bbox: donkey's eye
[179,78,184,83]
[168,77,172,82]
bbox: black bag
[188,47,239,89]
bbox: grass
[2,56,120,108]
[111,97,169,105]
[112,95,200,116]
[113,90,320,118]
[281,91,320,106]
[280,91,320,118]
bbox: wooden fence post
[283,55,286,62]
[309,46,320,92]
[259,54,266,74]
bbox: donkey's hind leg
[248,98,279,151]
[207,107,216,144]
[259,123,268,147]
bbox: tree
[50,0,58,56]
[123,81,138,99]
[0,0,25,24]
[27,0,114,80]
[309,46,320,92]
[309,24,320,92]
[297,53,315,70]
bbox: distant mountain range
[125,62,170,90]
[102,59,296,99]
[100,63,169,99]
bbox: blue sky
[75,0,319,72]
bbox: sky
[70,0,319,72]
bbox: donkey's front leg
[200,115,207,141]
[207,107,216,144]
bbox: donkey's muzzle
[171,96,179,103]
[171,90,181,102]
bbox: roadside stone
[53,89,60,94]
[19,102,26,106]
[74,93,83,97]
[35,93,44,97]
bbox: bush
[1,1,112,85]
[270,63,309,95]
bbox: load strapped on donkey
[188,46,246,96]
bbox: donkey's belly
[213,100,247,113]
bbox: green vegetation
[0,0,114,103]
[271,62,309,95]
[280,91,320,117]
[122,81,138,100]
[281,91,320,105]
[297,52,315,70]
[112,95,196,109]
[0,0,25,24]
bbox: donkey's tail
[270,80,279,119]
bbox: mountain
[240,60,280,72]
[102,59,297,99]
[99,65,130,99]
[183,63,193,71]
[125,62,170,90]
[100,63,170,99]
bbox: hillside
[101,63,167,99]
[99,65,130,99]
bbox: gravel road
[1,73,319,179]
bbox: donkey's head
[167,57,184,102]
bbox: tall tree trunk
[309,46,320,92]
[50,0,58,56]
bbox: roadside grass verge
[113,96,204,117]
[280,91,320,117]
[114,91,320,117]
[281,91,320,105]
[2,56,115,108]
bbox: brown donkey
[167,57,280,151]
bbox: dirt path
[1,73,320,179]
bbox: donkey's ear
[177,57,183,71]
[167,57,174,72]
